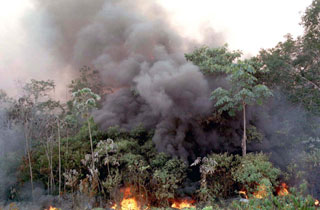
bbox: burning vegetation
[239,182,289,199]
[171,199,196,209]
[44,207,59,210]
[109,186,195,209]
[276,183,289,196]
[111,187,142,210]
[0,0,320,210]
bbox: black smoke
[30,0,224,160]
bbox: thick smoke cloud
[11,0,317,164]
[30,0,224,159]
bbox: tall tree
[34,99,64,194]
[10,79,56,200]
[186,46,272,155]
[257,0,320,114]
[211,60,272,156]
[72,88,100,169]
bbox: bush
[198,152,281,202]
[232,153,281,195]
[198,153,239,200]
[232,188,318,210]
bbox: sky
[157,0,313,56]
[0,0,313,96]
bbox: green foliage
[201,207,214,210]
[150,153,170,168]
[198,152,281,202]
[257,0,320,115]
[232,188,318,210]
[152,158,187,205]
[302,0,320,55]
[72,87,101,119]
[107,126,128,139]
[26,123,189,206]
[284,136,320,198]
[232,153,281,194]
[199,153,238,200]
[4,2,320,208]
[185,45,241,74]
[246,125,263,142]
[22,79,55,101]
[211,59,272,116]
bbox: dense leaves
[1,1,320,209]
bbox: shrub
[198,153,239,200]
[232,153,281,195]
[198,152,281,202]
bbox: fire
[44,206,58,210]
[253,184,267,199]
[171,199,195,209]
[111,204,117,209]
[111,187,140,210]
[119,198,139,210]
[276,182,289,196]
[239,190,248,199]
[315,199,319,206]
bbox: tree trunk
[24,123,34,200]
[50,142,54,193]
[242,102,247,156]
[65,129,69,192]
[58,120,61,198]
[44,142,51,193]
[87,119,95,169]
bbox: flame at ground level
[276,182,289,196]
[171,199,195,209]
[111,187,142,210]
[315,199,319,206]
[112,187,194,210]
[45,207,58,210]
[253,184,267,199]
[239,182,289,199]
[119,197,139,210]
[239,190,248,199]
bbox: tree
[69,66,104,96]
[72,88,100,169]
[10,79,56,200]
[211,60,272,156]
[256,0,320,115]
[35,100,64,195]
[185,45,241,75]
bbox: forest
[0,0,320,209]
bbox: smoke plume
[26,0,224,159]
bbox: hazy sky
[0,0,313,95]
[157,0,312,55]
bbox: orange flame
[276,183,289,196]
[171,199,195,209]
[315,199,319,206]
[253,184,267,199]
[111,187,141,210]
[239,190,248,199]
[120,197,139,210]
[45,206,58,210]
